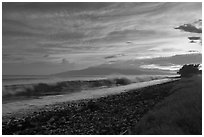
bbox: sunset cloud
[140,64,182,71]
[175,20,202,34]
[2,2,202,75]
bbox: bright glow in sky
[2,2,202,75]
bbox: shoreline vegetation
[2,75,201,135]
[132,75,202,135]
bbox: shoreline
[3,79,179,134]
[2,78,176,117]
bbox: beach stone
[2,81,177,135]
[48,116,58,124]
[58,117,66,124]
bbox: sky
[2,2,202,75]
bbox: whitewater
[3,78,175,116]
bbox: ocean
[2,75,108,86]
[2,78,176,116]
[2,74,174,104]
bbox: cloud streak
[2,2,202,75]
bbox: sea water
[2,78,177,116]
[2,74,173,103]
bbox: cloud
[61,58,69,64]
[188,36,201,44]
[174,19,202,33]
[126,41,133,44]
[188,50,199,53]
[3,2,112,13]
[43,54,49,58]
[2,2,202,74]
[140,64,182,71]
[104,54,124,59]
[96,53,202,74]
[104,55,117,59]
[142,53,202,66]
[189,40,196,43]
[174,19,202,44]
[188,36,201,40]
[106,29,158,40]
[175,24,202,33]
[3,54,25,63]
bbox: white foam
[2,78,175,116]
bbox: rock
[58,117,66,124]
[48,116,58,124]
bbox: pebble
[2,81,177,135]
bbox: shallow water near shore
[2,78,175,116]
[2,74,174,98]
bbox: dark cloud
[188,50,199,53]
[188,36,201,44]
[99,53,202,71]
[175,20,202,33]
[175,24,202,33]
[3,26,86,42]
[3,19,34,30]
[43,54,49,58]
[175,19,202,44]
[189,40,196,43]
[104,55,117,59]
[3,29,40,38]
[188,36,201,40]
[3,54,25,62]
[2,54,12,61]
[3,2,112,13]
[126,41,133,44]
[143,53,202,66]
[49,31,86,41]
[2,54,9,58]
[104,54,124,59]
[61,58,69,64]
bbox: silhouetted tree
[177,64,201,77]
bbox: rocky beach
[3,80,178,135]
[2,2,202,135]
